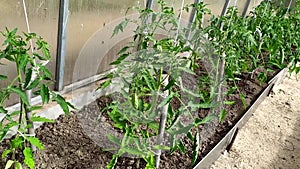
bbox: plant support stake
[155,75,169,168]
[55,0,69,91]
[22,0,50,151]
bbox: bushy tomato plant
[0,28,74,169]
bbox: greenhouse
[0,0,299,168]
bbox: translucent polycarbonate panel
[245,0,264,15]
[204,0,226,16]
[152,0,194,20]
[203,0,226,26]
[233,0,246,14]
[65,0,146,86]
[0,0,59,106]
[229,0,249,15]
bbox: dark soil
[0,69,278,169]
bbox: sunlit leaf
[107,154,118,169]
[26,137,44,150]
[2,149,11,159]
[30,116,54,123]
[23,147,34,169]
[153,145,170,151]
[4,160,14,169]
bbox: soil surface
[210,73,300,169]
[0,71,279,169]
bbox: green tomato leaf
[40,84,50,104]
[19,54,29,73]
[0,75,7,80]
[110,53,130,65]
[153,145,170,151]
[192,132,200,165]
[39,65,52,80]
[26,78,40,90]
[30,116,54,123]
[168,124,193,136]
[112,19,129,37]
[239,93,247,109]
[122,147,145,156]
[107,154,118,169]
[26,137,44,150]
[14,162,22,169]
[195,114,216,126]
[187,131,194,141]
[0,122,18,141]
[219,109,227,123]
[0,106,8,114]
[24,68,32,88]
[2,149,11,159]
[224,101,235,105]
[52,93,70,115]
[117,46,130,55]
[107,134,121,146]
[11,136,24,149]
[97,79,111,90]
[23,147,34,169]
[9,87,29,106]
[29,106,42,111]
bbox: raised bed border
[193,68,288,169]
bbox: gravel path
[210,73,300,169]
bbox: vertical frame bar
[55,0,69,91]
[188,0,201,26]
[221,0,231,16]
[146,0,154,9]
[186,0,201,39]
[242,0,252,17]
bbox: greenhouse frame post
[221,0,231,16]
[242,0,251,17]
[146,0,154,9]
[55,0,69,91]
[186,0,201,38]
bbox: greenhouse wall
[0,0,59,106]
[0,0,267,106]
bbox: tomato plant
[101,0,300,168]
[0,28,74,169]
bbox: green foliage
[101,0,300,168]
[100,0,219,168]
[0,28,74,169]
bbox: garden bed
[0,68,284,169]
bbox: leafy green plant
[99,0,220,168]
[0,28,74,169]
[100,0,300,168]
[203,0,300,109]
